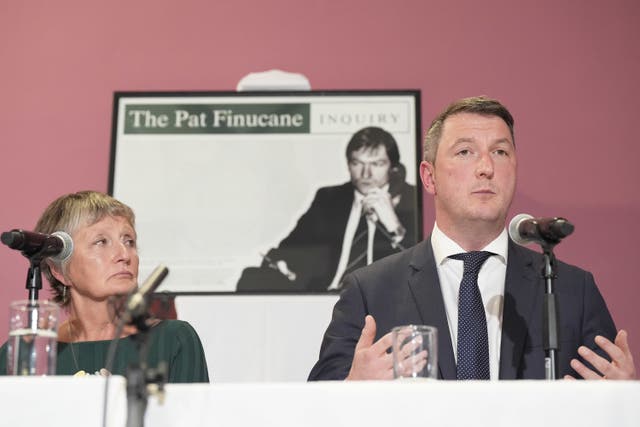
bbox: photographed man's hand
[362,188,402,233]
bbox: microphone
[508,214,575,246]
[125,264,169,321]
[1,229,73,262]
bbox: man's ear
[420,161,436,195]
[48,261,68,286]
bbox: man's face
[420,112,517,229]
[348,145,391,195]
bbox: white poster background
[112,93,419,292]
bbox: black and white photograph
[110,91,423,293]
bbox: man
[236,126,418,292]
[308,96,635,380]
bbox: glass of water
[7,300,59,375]
[392,325,438,380]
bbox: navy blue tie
[449,251,494,380]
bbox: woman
[0,191,209,382]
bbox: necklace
[67,322,86,376]
[66,322,109,377]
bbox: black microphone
[508,214,575,246]
[125,264,169,321]
[1,229,73,262]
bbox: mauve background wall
[1,1,638,372]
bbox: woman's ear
[48,261,68,287]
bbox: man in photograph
[236,126,419,292]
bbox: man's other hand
[565,330,636,380]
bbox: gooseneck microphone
[125,264,169,321]
[1,229,74,262]
[508,214,574,246]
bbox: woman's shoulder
[152,320,210,383]
[152,319,201,339]
[150,319,207,364]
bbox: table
[2,377,639,427]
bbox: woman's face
[55,215,139,302]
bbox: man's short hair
[424,96,515,163]
[345,127,400,166]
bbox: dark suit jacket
[237,181,418,292]
[308,238,617,380]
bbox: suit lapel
[332,183,355,236]
[499,241,540,379]
[406,240,456,380]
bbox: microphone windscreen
[508,213,533,246]
[51,231,74,263]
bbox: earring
[62,285,68,303]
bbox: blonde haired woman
[1,191,209,382]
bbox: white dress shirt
[327,190,379,290]
[430,223,508,380]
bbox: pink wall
[1,1,638,371]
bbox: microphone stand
[26,258,43,304]
[532,228,573,381]
[540,245,559,380]
[15,252,46,375]
[125,308,167,427]
[509,215,574,380]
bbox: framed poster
[110,90,422,293]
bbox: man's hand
[346,315,394,380]
[362,188,401,233]
[564,330,636,380]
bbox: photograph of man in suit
[236,126,419,292]
[308,96,636,381]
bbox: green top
[0,319,209,383]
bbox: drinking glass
[392,324,438,380]
[6,300,59,375]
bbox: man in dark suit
[237,127,419,292]
[308,96,636,380]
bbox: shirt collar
[430,222,509,266]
